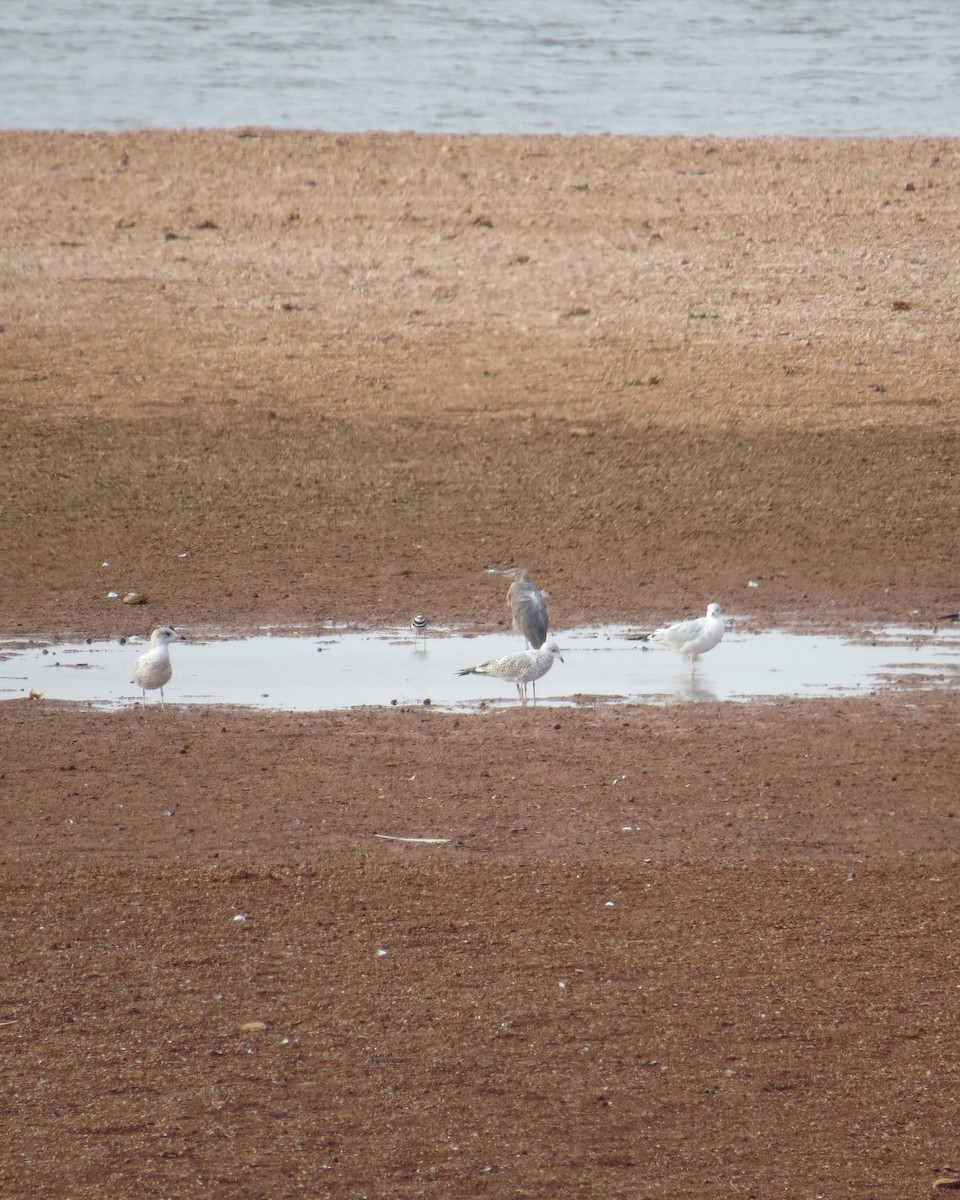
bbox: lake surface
[1,2,957,136]
[2,623,959,712]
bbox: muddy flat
[1,131,959,1199]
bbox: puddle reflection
[1,622,959,712]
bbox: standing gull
[647,602,725,675]
[457,642,564,706]
[485,566,548,649]
[133,625,178,707]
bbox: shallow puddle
[2,622,959,712]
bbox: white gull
[133,625,178,707]
[648,603,725,675]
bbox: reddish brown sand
[1,131,959,1198]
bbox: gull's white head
[706,603,722,619]
[543,641,564,662]
[150,625,178,645]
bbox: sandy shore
[1,131,959,1199]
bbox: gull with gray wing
[647,603,725,675]
[457,641,563,706]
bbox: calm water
[2,624,959,712]
[1,1,958,136]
